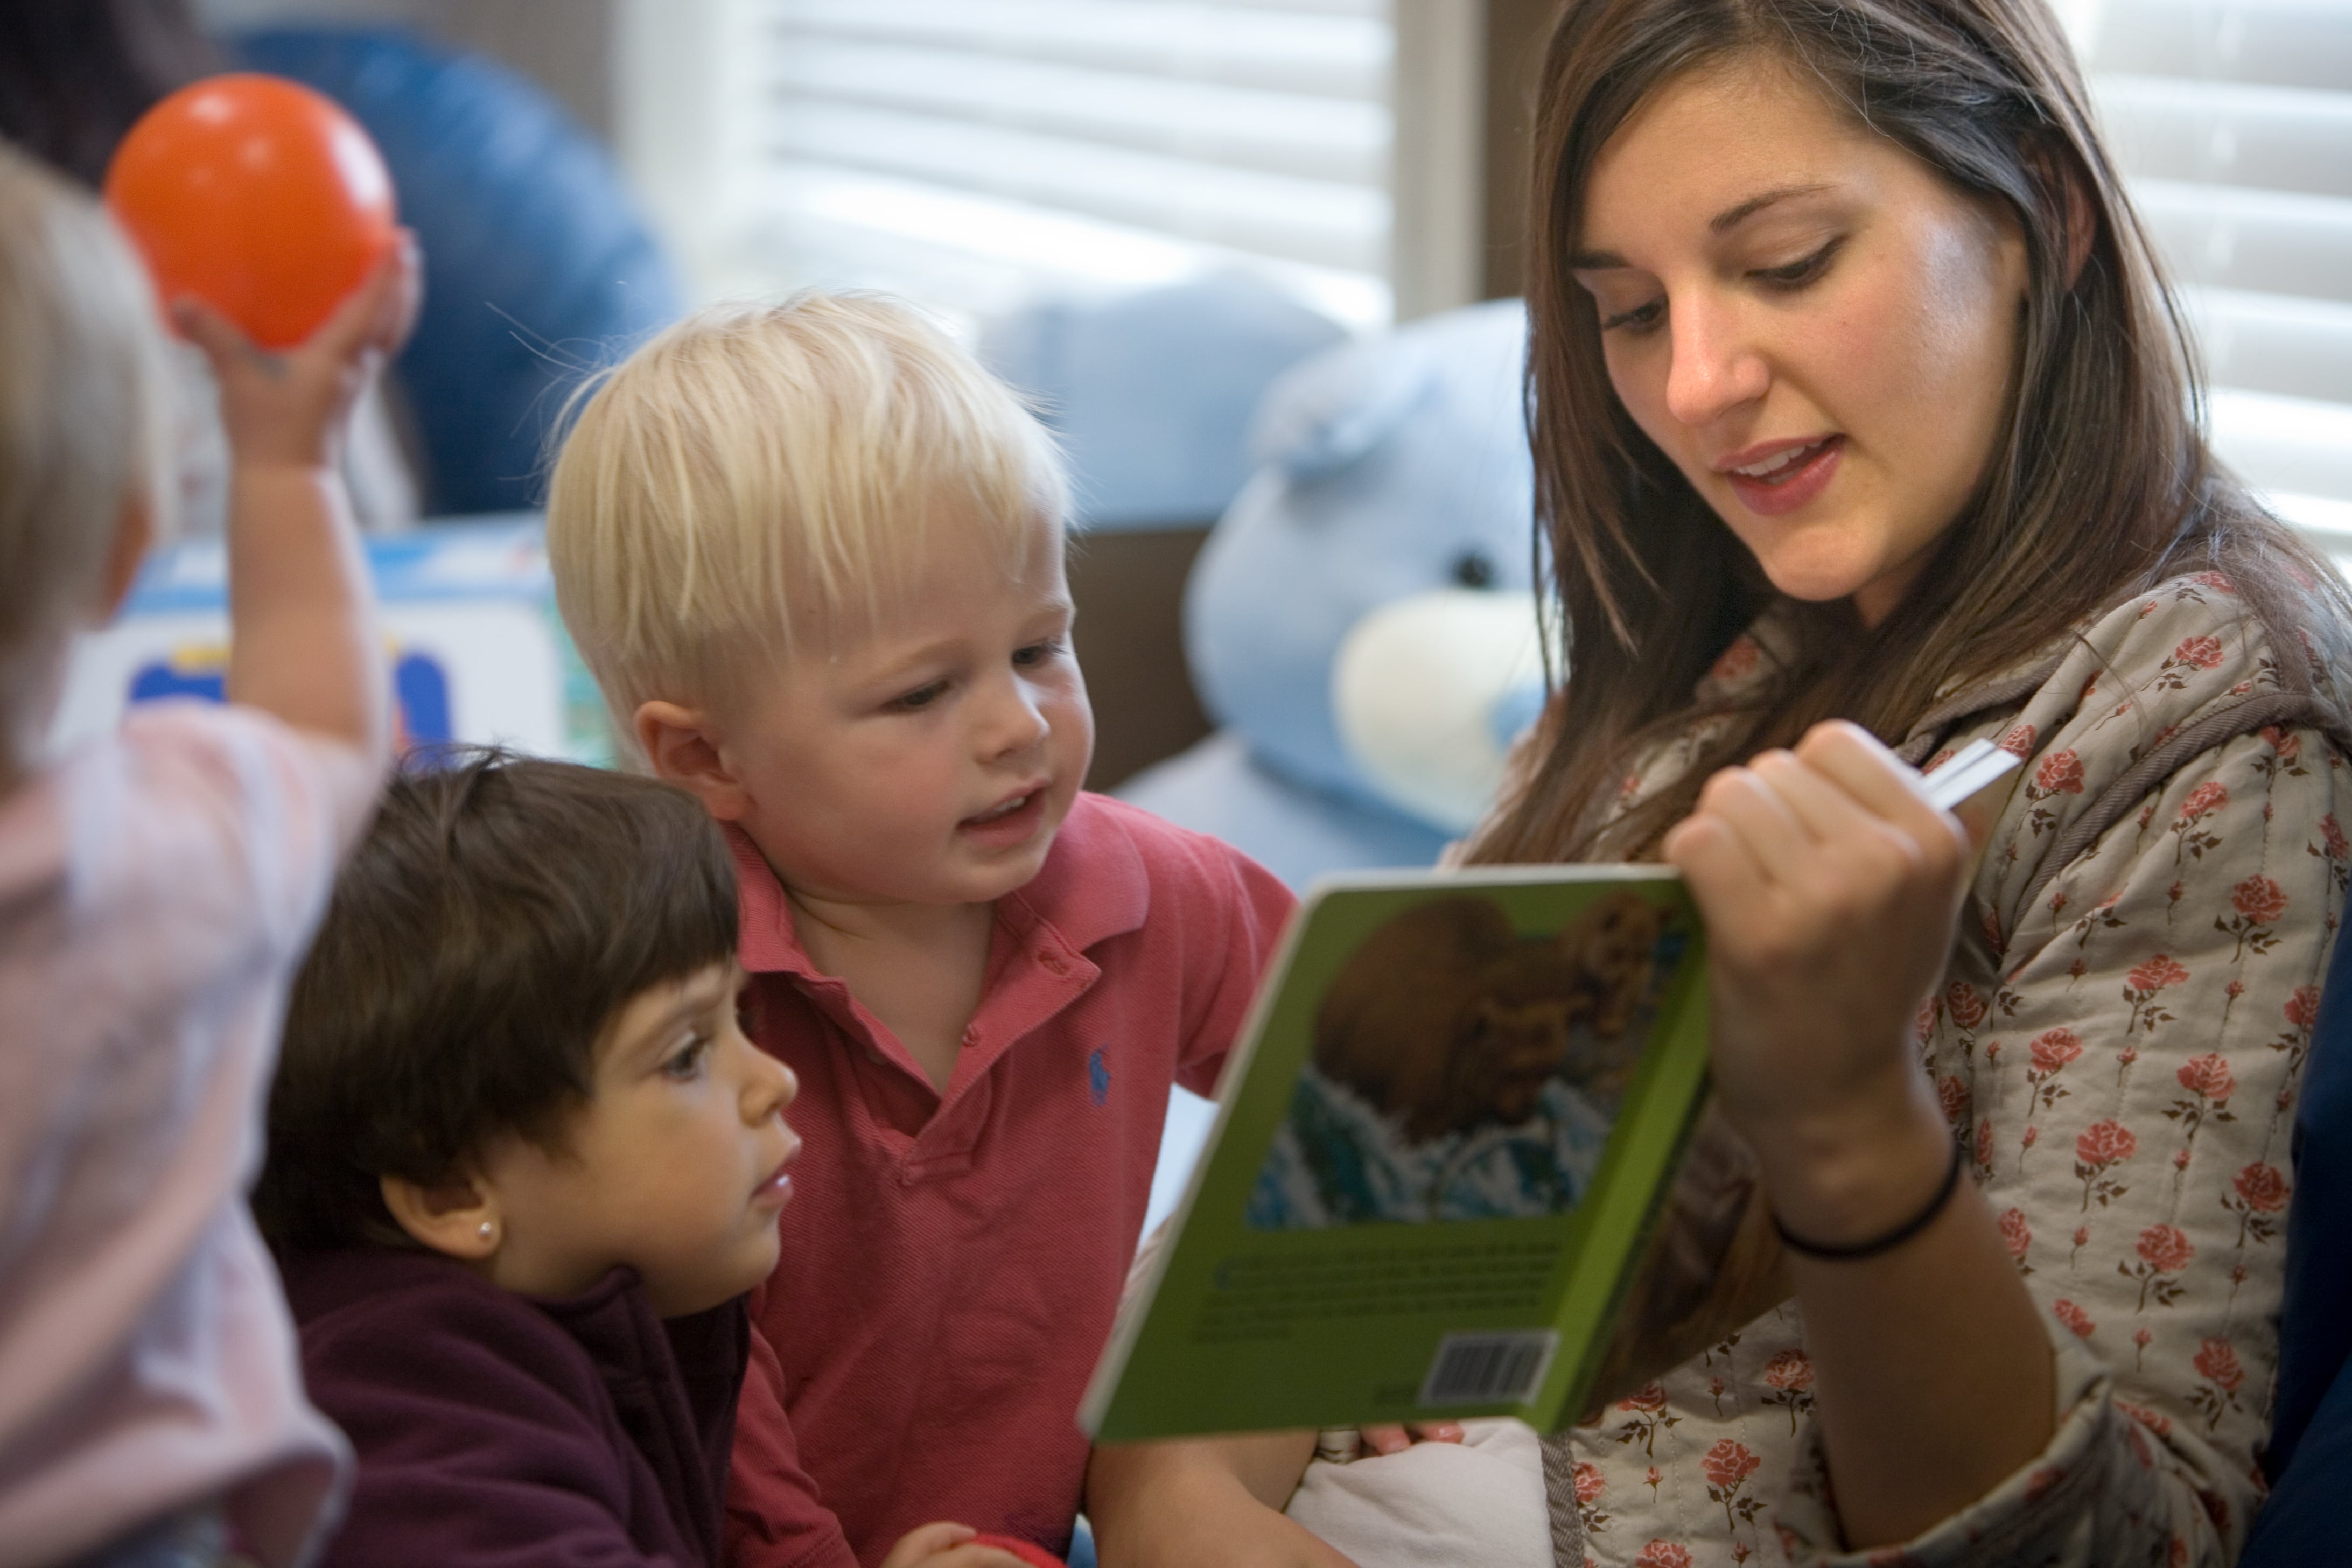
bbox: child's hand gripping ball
[968,1535,1067,1568]
[881,1524,1067,1568]
[104,73,397,349]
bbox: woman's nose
[1662,293,1770,428]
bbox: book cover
[1082,864,1711,1440]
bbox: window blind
[738,0,1395,328]
[2068,0,2352,545]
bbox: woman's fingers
[1661,801,1774,926]
[1355,1422,1466,1457]
[1795,722,1967,863]
[1696,760,1822,885]
[1746,747,1869,843]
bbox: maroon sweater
[280,1250,745,1567]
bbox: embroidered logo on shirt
[1089,1048,1110,1106]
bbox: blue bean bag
[234,27,683,515]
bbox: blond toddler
[546,294,1296,1567]
[0,146,412,1566]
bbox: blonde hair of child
[0,144,172,743]
[545,291,1069,727]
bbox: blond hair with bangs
[0,145,172,755]
[545,291,1068,726]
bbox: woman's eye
[1599,298,1664,334]
[1753,239,1842,289]
[1012,639,1064,668]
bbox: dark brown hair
[254,750,739,1255]
[0,0,218,188]
[1469,0,2350,865]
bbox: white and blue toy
[1119,299,1550,888]
[51,517,605,765]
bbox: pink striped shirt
[0,703,349,1567]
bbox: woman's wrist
[1741,1072,1957,1251]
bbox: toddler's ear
[636,699,752,821]
[380,1173,500,1262]
[94,491,157,622]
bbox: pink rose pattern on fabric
[1758,1348,1816,1434]
[1708,635,1760,684]
[2000,1207,2034,1275]
[1551,582,2345,1568]
[1701,1439,1763,1531]
[1573,1457,1611,1537]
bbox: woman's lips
[1724,435,1843,516]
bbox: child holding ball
[0,144,411,1565]
[544,293,1297,1566]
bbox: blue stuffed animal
[1119,299,1546,888]
[982,272,1347,529]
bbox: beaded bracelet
[1772,1136,1966,1262]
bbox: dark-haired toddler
[255,753,1032,1568]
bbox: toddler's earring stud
[477,1221,495,1242]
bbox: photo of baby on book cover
[1248,891,1689,1231]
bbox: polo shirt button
[961,1026,979,1047]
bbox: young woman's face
[1571,57,2031,627]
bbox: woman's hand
[1661,720,1965,1242]
[1352,1422,1463,1457]
[1663,721,2053,1549]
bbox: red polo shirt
[723,793,1295,1568]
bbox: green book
[1080,864,1711,1441]
[1081,738,2022,1441]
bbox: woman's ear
[636,700,751,821]
[2059,166,2096,289]
[380,1172,503,1261]
[2031,141,2099,290]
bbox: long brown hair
[1469,0,2350,866]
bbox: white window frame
[614,0,1484,330]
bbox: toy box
[52,516,611,764]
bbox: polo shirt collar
[729,793,1149,985]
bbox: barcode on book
[1418,1331,1558,1406]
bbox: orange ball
[104,73,397,350]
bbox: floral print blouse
[1534,573,2352,1568]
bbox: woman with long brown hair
[1088,1,2352,1563]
